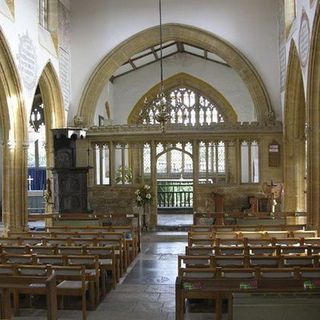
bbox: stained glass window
[140,87,224,126]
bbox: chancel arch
[0,29,28,232]
[283,40,306,213]
[128,73,238,125]
[77,24,274,126]
[307,2,320,230]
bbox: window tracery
[139,87,225,126]
[199,141,226,183]
[241,140,259,183]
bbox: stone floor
[13,231,216,320]
[157,214,193,227]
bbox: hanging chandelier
[143,0,171,132]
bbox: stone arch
[307,2,320,229]
[156,147,193,160]
[0,29,28,232]
[77,24,273,126]
[283,40,306,213]
[38,61,65,169]
[128,72,238,124]
[35,62,65,215]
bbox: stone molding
[87,121,282,138]
[77,24,274,126]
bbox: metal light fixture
[143,0,171,132]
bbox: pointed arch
[283,40,306,212]
[77,24,273,126]
[0,28,28,232]
[31,61,66,217]
[38,61,65,169]
[128,72,238,124]
[307,2,320,229]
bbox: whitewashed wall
[0,0,64,117]
[281,0,318,112]
[70,0,281,124]
[95,81,114,125]
[100,53,255,124]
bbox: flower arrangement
[115,166,133,184]
[135,184,152,207]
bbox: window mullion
[248,141,252,183]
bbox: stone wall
[89,185,138,214]
[89,183,278,221]
[193,184,268,213]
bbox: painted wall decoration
[17,32,37,90]
[299,9,310,68]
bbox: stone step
[155,225,191,232]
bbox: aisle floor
[13,232,216,320]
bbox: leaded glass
[143,143,151,174]
[28,144,36,167]
[114,143,132,185]
[140,87,224,126]
[199,142,206,173]
[241,141,259,183]
[199,141,226,183]
[95,144,110,185]
[251,141,259,183]
[157,153,167,173]
[217,142,225,173]
[38,141,46,167]
[171,149,182,173]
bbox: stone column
[284,137,306,212]
[192,140,199,213]
[3,139,28,234]
[150,141,157,227]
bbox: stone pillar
[3,140,28,234]
[227,141,237,184]
[192,140,199,213]
[284,137,306,212]
[150,141,157,227]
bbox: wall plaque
[269,142,280,167]
[17,32,37,90]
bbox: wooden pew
[176,267,320,320]
[0,273,57,320]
